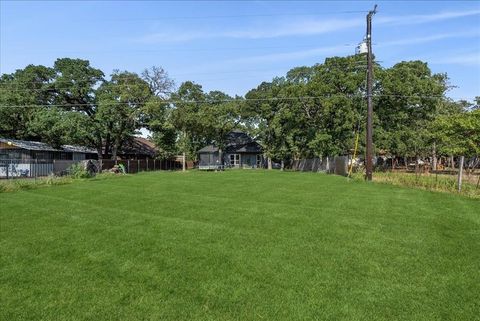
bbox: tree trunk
[415,155,419,177]
[267,157,272,170]
[112,137,120,160]
[182,152,186,171]
[104,133,111,159]
[97,145,103,161]
[432,142,437,171]
[457,156,464,192]
[450,155,455,170]
[218,148,223,170]
[280,159,284,171]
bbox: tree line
[1,56,478,167]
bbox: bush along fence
[290,156,349,176]
[0,158,186,179]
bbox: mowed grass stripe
[1,170,479,321]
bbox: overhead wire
[98,10,369,21]
[0,94,470,109]
[0,62,371,90]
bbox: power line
[98,10,369,21]
[5,43,362,55]
[0,94,467,109]
[0,61,370,84]
[0,63,371,90]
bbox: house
[198,131,264,170]
[115,137,158,160]
[0,138,98,161]
[0,138,98,178]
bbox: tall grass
[0,176,73,193]
[0,172,129,193]
[353,171,480,198]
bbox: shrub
[68,163,91,179]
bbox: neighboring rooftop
[0,138,97,154]
[120,137,158,158]
[198,131,263,154]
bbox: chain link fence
[0,158,185,179]
[290,156,349,176]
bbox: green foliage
[68,163,91,179]
[145,96,178,158]
[96,71,152,158]
[171,81,210,160]
[432,109,480,156]
[244,55,372,160]
[1,56,477,164]
[0,65,55,139]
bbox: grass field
[1,171,479,321]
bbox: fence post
[127,160,130,174]
[457,155,464,192]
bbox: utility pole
[365,4,377,181]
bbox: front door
[229,154,240,167]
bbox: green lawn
[1,171,479,321]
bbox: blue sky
[1,1,479,101]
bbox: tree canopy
[0,56,477,164]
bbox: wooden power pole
[365,5,377,181]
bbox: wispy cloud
[138,31,214,43]
[136,18,363,44]
[429,53,480,66]
[380,30,480,47]
[226,45,351,64]
[221,18,363,39]
[135,8,480,43]
[377,9,480,25]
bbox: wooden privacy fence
[291,156,349,176]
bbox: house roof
[198,131,263,154]
[0,138,97,154]
[0,138,59,151]
[61,145,97,154]
[225,130,254,145]
[120,137,158,157]
[198,145,219,153]
[227,141,263,153]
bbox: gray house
[198,131,263,170]
[0,138,97,161]
[0,138,97,178]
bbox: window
[256,154,262,167]
[33,151,53,160]
[230,154,240,166]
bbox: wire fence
[290,156,349,176]
[288,155,480,194]
[0,158,186,179]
